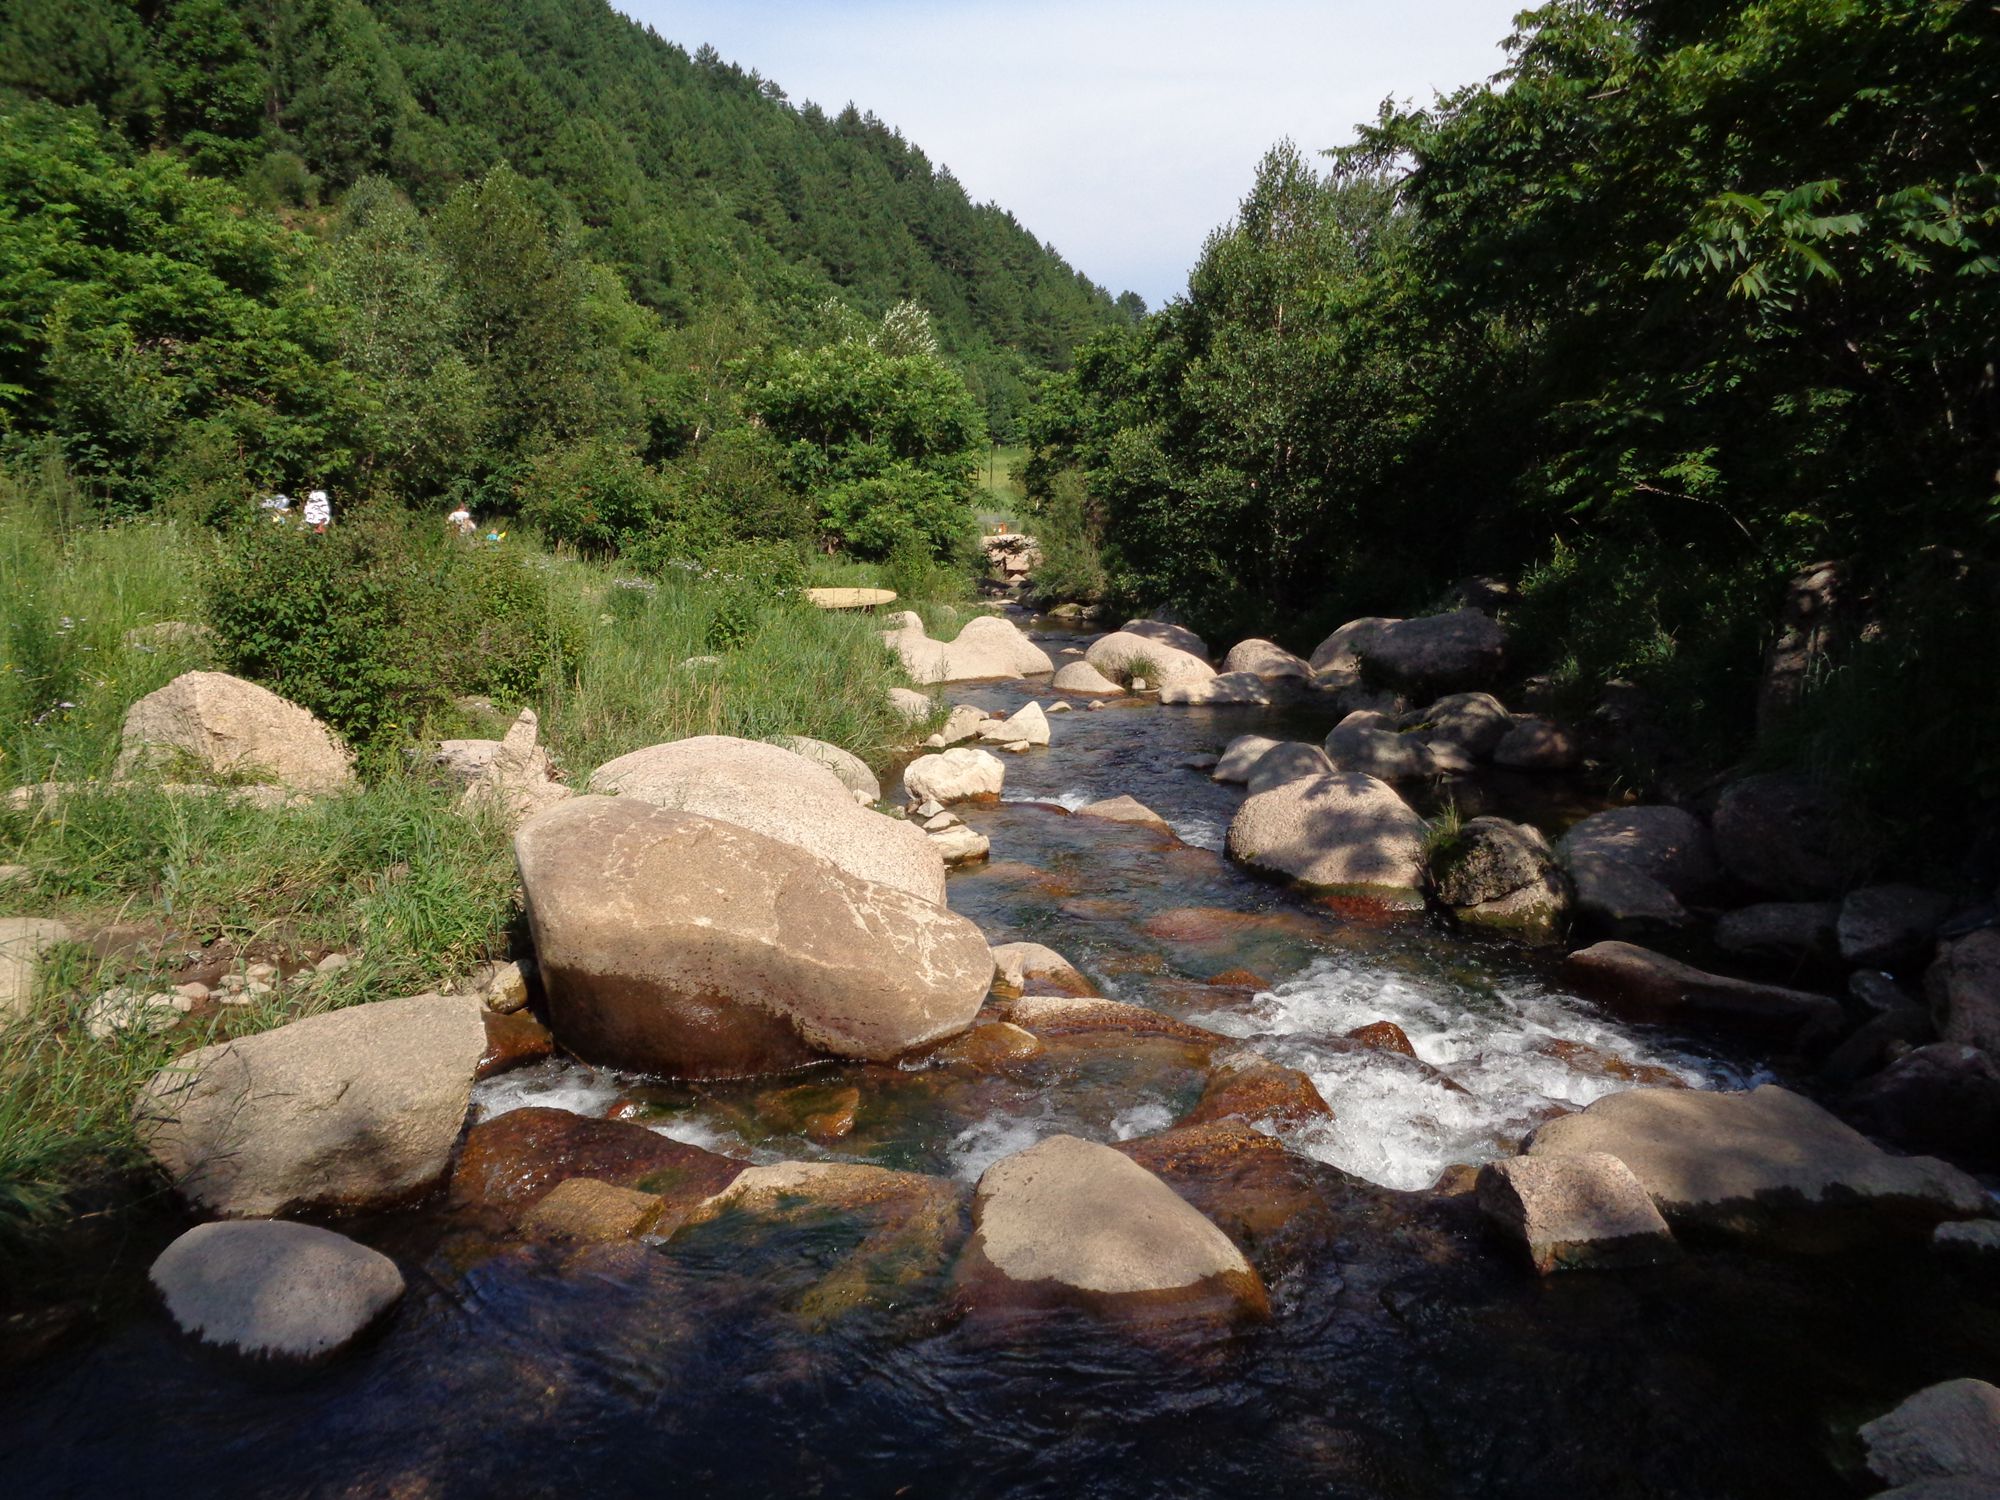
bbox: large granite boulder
[1084,631,1216,691]
[458,708,571,826]
[1323,723,1438,781]
[1159,671,1299,706]
[1564,941,1842,1046]
[136,992,485,1217]
[882,613,1053,684]
[115,671,355,794]
[1117,618,1210,661]
[1710,772,1854,898]
[1409,692,1512,758]
[1713,901,1841,966]
[957,1134,1266,1320]
[975,701,1051,747]
[1491,718,1581,772]
[1845,1043,2000,1170]
[150,1220,404,1361]
[1244,742,1335,794]
[1357,609,1506,693]
[1837,885,1954,968]
[1526,1084,1991,1241]
[1557,805,1718,933]
[776,735,881,805]
[1225,772,1427,906]
[1221,638,1311,679]
[902,746,1005,805]
[515,796,991,1076]
[1861,1379,2000,1489]
[1928,929,2000,1053]
[1430,817,1571,937]
[1308,617,1398,674]
[589,736,942,904]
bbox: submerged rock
[449,1105,742,1231]
[1182,1051,1333,1129]
[1563,941,1842,1046]
[116,671,355,794]
[150,1220,403,1361]
[515,797,992,1076]
[1476,1152,1676,1274]
[520,1177,666,1243]
[1526,1085,1991,1243]
[136,992,485,1218]
[590,735,942,903]
[1116,1120,1334,1281]
[1225,772,1428,906]
[1860,1379,2000,1488]
[1075,794,1172,833]
[958,1134,1267,1320]
[1003,994,1224,1043]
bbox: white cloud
[619,1,1520,308]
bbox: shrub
[516,437,667,554]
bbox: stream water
[6,616,1995,1498]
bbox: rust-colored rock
[477,1008,555,1079]
[449,1106,743,1232]
[1183,1052,1333,1129]
[519,1177,665,1243]
[1535,1037,1685,1088]
[1002,995,1225,1044]
[1346,1020,1418,1058]
[754,1082,863,1144]
[1117,1120,1334,1280]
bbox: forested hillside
[1029,0,1997,860]
[0,0,1128,545]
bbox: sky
[615,1,1525,309]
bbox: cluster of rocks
[979,532,1042,589]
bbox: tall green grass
[0,466,946,1253]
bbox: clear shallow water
[8,612,1995,1499]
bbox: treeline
[0,0,1133,552]
[1029,0,1997,855]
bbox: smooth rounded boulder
[776,735,881,805]
[151,1220,404,1361]
[1117,618,1210,661]
[1220,638,1311,678]
[1084,631,1216,691]
[590,736,942,904]
[1225,772,1427,906]
[1357,609,1507,693]
[958,1134,1267,1320]
[115,671,355,794]
[1710,772,1853,898]
[883,613,1053,683]
[1308,617,1398,674]
[1410,692,1512,757]
[515,796,992,1076]
[1243,742,1335,794]
[902,746,1005,805]
[1526,1084,1990,1242]
[136,992,485,1218]
[1430,817,1571,937]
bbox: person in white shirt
[302,489,331,532]
[447,503,474,537]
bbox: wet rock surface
[150,1220,404,1361]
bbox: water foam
[1192,956,1759,1191]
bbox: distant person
[303,489,331,532]
[447,503,474,537]
[259,492,293,523]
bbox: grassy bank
[0,488,942,1256]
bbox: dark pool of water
[6,613,1995,1498]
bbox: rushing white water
[1004,786,1227,850]
[1192,956,1763,1191]
[472,1063,755,1158]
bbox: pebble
[174,982,210,1004]
[314,952,353,976]
[245,962,279,983]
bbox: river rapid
[7,616,1994,1498]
